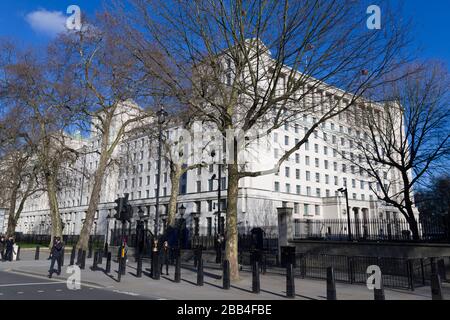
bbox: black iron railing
[293,216,449,242]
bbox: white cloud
[25,9,67,37]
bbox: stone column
[277,207,293,262]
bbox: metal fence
[14,234,105,247]
[293,216,449,242]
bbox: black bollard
[223,260,230,290]
[92,251,98,271]
[121,254,127,275]
[136,254,143,278]
[174,255,181,283]
[80,250,86,270]
[105,251,112,274]
[327,267,337,300]
[197,259,204,286]
[117,257,122,282]
[431,273,444,300]
[35,246,40,260]
[88,243,93,259]
[97,250,103,265]
[374,276,385,300]
[77,249,82,265]
[437,259,447,281]
[152,251,160,280]
[252,261,260,294]
[286,263,295,298]
[16,246,21,261]
[430,258,437,274]
[104,242,108,258]
[70,246,76,265]
[60,248,64,267]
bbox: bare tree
[117,0,410,279]
[0,40,82,244]
[55,14,158,251]
[340,63,450,240]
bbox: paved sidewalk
[1,252,448,300]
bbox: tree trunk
[167,165,182,227]
[76,156,108,251]
[406,208,420,241]
[226,162,240,281]
[5,186,18,237]
[45,172,62,247]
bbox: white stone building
[14,45,416,240]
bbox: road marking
[37,290,44,293]
[112,290,140,296]
[56,289,62,292]
[17,292,24,294]
[0,282,63,288]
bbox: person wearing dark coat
[48,237,63,278]
[0,236,5,261]
[159,241,170,275]
[4,237,14,262]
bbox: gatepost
[277,207,293,264]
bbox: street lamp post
[178,204,186,249]
[154,105,168,239]
[210,150,224,237]
[338,188,352,241]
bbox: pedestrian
[48,237,63,278]
[0,235,5,261]
[4,236,14,262]
[159,241,170,275]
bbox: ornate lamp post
[154,105,168,239]
[178,204,186,248]
[338,187,352,241]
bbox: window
[316,188,321,197]
[360,181,365,189]
[295,153,300,164]
[341,137,345,146]
[285,135,289,146]
[326,189,330,197]
[294,203,299,214]
[334,176,338,186]
[146,190,149,198]
[132,178,135,188]
[296,185,301,195]
[163,187,167,196]
[304,204,310,216]
[295,124,299,134]
[352,179,356,188]
[325,175,330,184]
[305,156,310,166]
[147,176,150,185]
[324,146,328,155]
[207,200,213,211]
[324,160,329,170]
[306,187,311,196]
[315,158,319,168]
[314,144,319,153]
[342,164,347,173]
[285,167,290,178]
[274,148,279,159]
[306,171,311,181]
[284,123,289,131]
[305,141,309,151]
[196,181,201,193]
[285,183,291,193]
[343,178,347,187]
[274,182,280,192]
[315,205,320,216]
[138,191,141,199]
[273,132,278,143]
[333,162,338,171]
[197,167,202,175]
[139,177,142,187]
[296,169,300,179]
[208,179,214,192]
[332,135,337,144]
[323,133,328,142]
[315,173,320,183]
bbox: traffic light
[113,194,133,222]
[114,197,125,220]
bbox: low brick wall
[288,240,450,258]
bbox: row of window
[273,182,375,201]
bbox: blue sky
[0,0,448,66]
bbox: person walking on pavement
[4,237,14,262]
[0,235,5,261]
[159,241,170,275]
[48,237,63,278]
